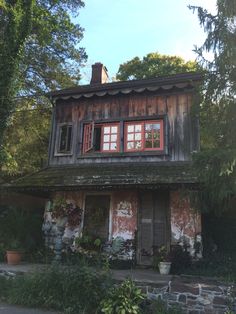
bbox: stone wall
[138,276,235,314]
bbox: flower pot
[159,262,171,275]
[6,250,23,265]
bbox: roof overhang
[48,72,203,101]
[2,162,199,196]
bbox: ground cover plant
[0,265,185,314]
[0,265,111,314]
[185,252,236,283]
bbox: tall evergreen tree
[190,0,236,213]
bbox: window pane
[152,123,160,130]
[111,126,117,133]
[66,126,72,151]
[110,143,117,150]
[103,143,110,150]
[104,126,110,134]
[127,142,134,150]
[145,123,152,131]
[153,140,160,148]
[135,124,142,132]
[153,131,160,140]
[135,133,141,140]
[59,126,67,151]
[104,135,110,142]
[127,125,134,132]
[145,141,152,148]
[134,141,142,149]
[145,132,152,140]
[128,133,134,141]
[111,134,117,141]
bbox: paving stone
[178,294,187,303]
[213,296,227,306]
[171,282,199,295]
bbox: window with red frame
[125,120,163,152]
[83,122,120,153]
[101,124,119,152]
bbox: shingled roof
[49,72,202,101]
[3,162,198,193]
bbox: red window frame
[101,123,120,153]
[124,120,164,152]
[83,122,120,153]
[83,122,94,153]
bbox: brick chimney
[90,62,109,84]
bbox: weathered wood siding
[49,91,199,165]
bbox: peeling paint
[170,190,202,257]
[111,191,138,240]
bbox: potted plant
[6,238,24,265]
[153,246,172,275]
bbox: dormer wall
[48,89,199,166]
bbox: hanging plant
[51,196,83,227]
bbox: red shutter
[83,122,94,153]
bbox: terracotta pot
[159,262,171,275]
[6,250,23,265]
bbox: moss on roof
[3,162,198,192]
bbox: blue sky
[78,0,216,83]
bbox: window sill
[77,151,167,158]
[54,152,73,157]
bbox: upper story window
[83,122,120,153]
[82,119,164,155]
[57,124,73,154]
[125,120,163,152]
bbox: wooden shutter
[138,191,169,265]
[83,122,94,153]
[153,192,168,248]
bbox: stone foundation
[137,276,235,314]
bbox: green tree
[0,0,34,150]
[116,52,199,81]
[0,0,87,176]
[2,102,51,177]
[20,0,86,95]
[190,0,236,213]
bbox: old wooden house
[10,63,202,264]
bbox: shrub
[169,245,192,274]
[2,265,112,314]
[149,299,183,314]
[100,278,144,314]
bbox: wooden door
[138,191,169,265]
[84,195,110,241]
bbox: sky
[78,0,217,83]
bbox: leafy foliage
[1,1,87,174]
[0,206,43,253]
[1,265,111,314]
[21,0,87,95]
[116,52,200,81]
[0,0,34,147]
[100,279,144,314]
[0,1,87,167]
[190,1,236,213]
[2,102,51,176]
